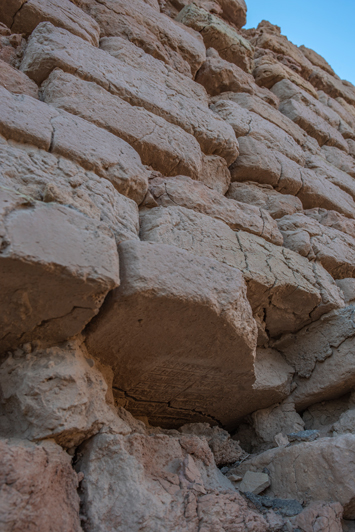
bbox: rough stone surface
[297,167,355,219]
[171,0,247,29]
[178,422,246,466]
[196,48,257,96]
[0,2,30,28]
[211,0,247,28]
[49,111,150,205]
[2,0,355,524]
[0,59,38,98]
[212,90,307,147]
[243,493,304,518]
[42,69,204,181]
[229,136,283,187]
[253,55,319,99]
[239,471,270,495]
[176,3,254,72]
[86,240,258,428]
[272,79,355,142]
[321,145,355,177]
[348,138,355,157]
[211,98,306,164]
[229,140,355,219]
[139,205,344,337]
[0,188,119,353]
[274,305,355,410]
[289,501,343,532]
[332,406,355,437]
[253,348,294,401]
[230,434,355,519]
[0,84,57,150]
[0,85,150,204]
[252,401,305,447]
[305,207,355,238]
[318,91,355,130]
[302,395,353,437]
[2,0,100,46]
[99,34,208,105]
[273,304,355,380]
[287,430,320,442]
[227,181,303,219]
[21,23,238,164]
[0,338,128,448]
[309,67,355,106]
[0,136,139,245]
[278,97,349,152]
[72,0,206,76]
[76,430,269,532]
[196,48,280,107]
[249,22,313,79]
[305,154,355,204]
[336,278,355,303]
[0,26,25,68]
[277,212,355,279]
[299,44,335,76]
[200,153,232,194]
[290,332,355,410]
[0,438,81,532]
[147,174,283,245]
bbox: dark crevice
[48,118,56,152]
[112,386,223,426]
[72,445,88,532]
[9,0,29,30]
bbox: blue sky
[245,0,355,85]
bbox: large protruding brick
[227,181,303,219]
[274,303,355,383]
[86,240,258,428]
[75,429,269,532]
[99,35,208,105]
[229,137,355,219]
[0,189,119,353]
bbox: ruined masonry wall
[0,0,355,531]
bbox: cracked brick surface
[0,188,119,352]
[147,174,283,245]
[20,22,238,163]
[0,85,150,204]
[0,136,139,244]
[140,205,343,338]
[41,69,205,180]
[85,239,258,429]
[0,0,100,45]
[1,0,355,527]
